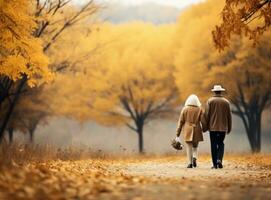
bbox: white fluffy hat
[185,94,201,107]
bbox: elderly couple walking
[175,85,232,169]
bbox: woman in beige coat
[175,94,205,168]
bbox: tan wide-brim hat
[211,85,226,92]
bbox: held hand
[175,137,181,142]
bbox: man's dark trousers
[210,131,226,167]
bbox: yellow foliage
[0,0,52,86]
[48,22,178,127]
[174,0,271,104]
[213,0,271,50]
[174,0,223,99]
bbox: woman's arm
[176,108,185,137]
[200,108,208,132]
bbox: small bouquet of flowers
[171,137,183,150]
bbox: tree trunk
[8,127,13,145]
[255,114,261,152]
[29,131,34,143]
[29,129,34,143]
[245,113,262,153]
[235,105,262,153]
[0,75,27,143]
[136,119,144,154]
[138,128,144,153]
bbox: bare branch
[119,97,137,121]
[43,0,98,52]
[125,123,137,132]
[241,0,270,23]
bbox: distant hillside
[100,3,181,24]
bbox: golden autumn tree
[0,0,51,142]
[0,0,99,142]
[213,0,271,50]
[174,0,271,152]
[0,0,50,85]
[50,23,179,153]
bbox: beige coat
[204,95,232,133]
[176,105,206,143]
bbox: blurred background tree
[48,23,179,153]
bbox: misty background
[13,1,271,154]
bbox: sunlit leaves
[49,22,178,127]
[174,0,271,103]
[0,0,52,86]
[213,0,271,50]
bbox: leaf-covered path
[111,156,271,200]
[0,155,270,200]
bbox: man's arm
[203,100,210,131]
[227,103,232,134]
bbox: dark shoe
[211,166,217,169]
[192,158,197,168]
[187,164,193,168]
[217,160,223,169]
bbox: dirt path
[105,156,271,200]
[120,159,269,179]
